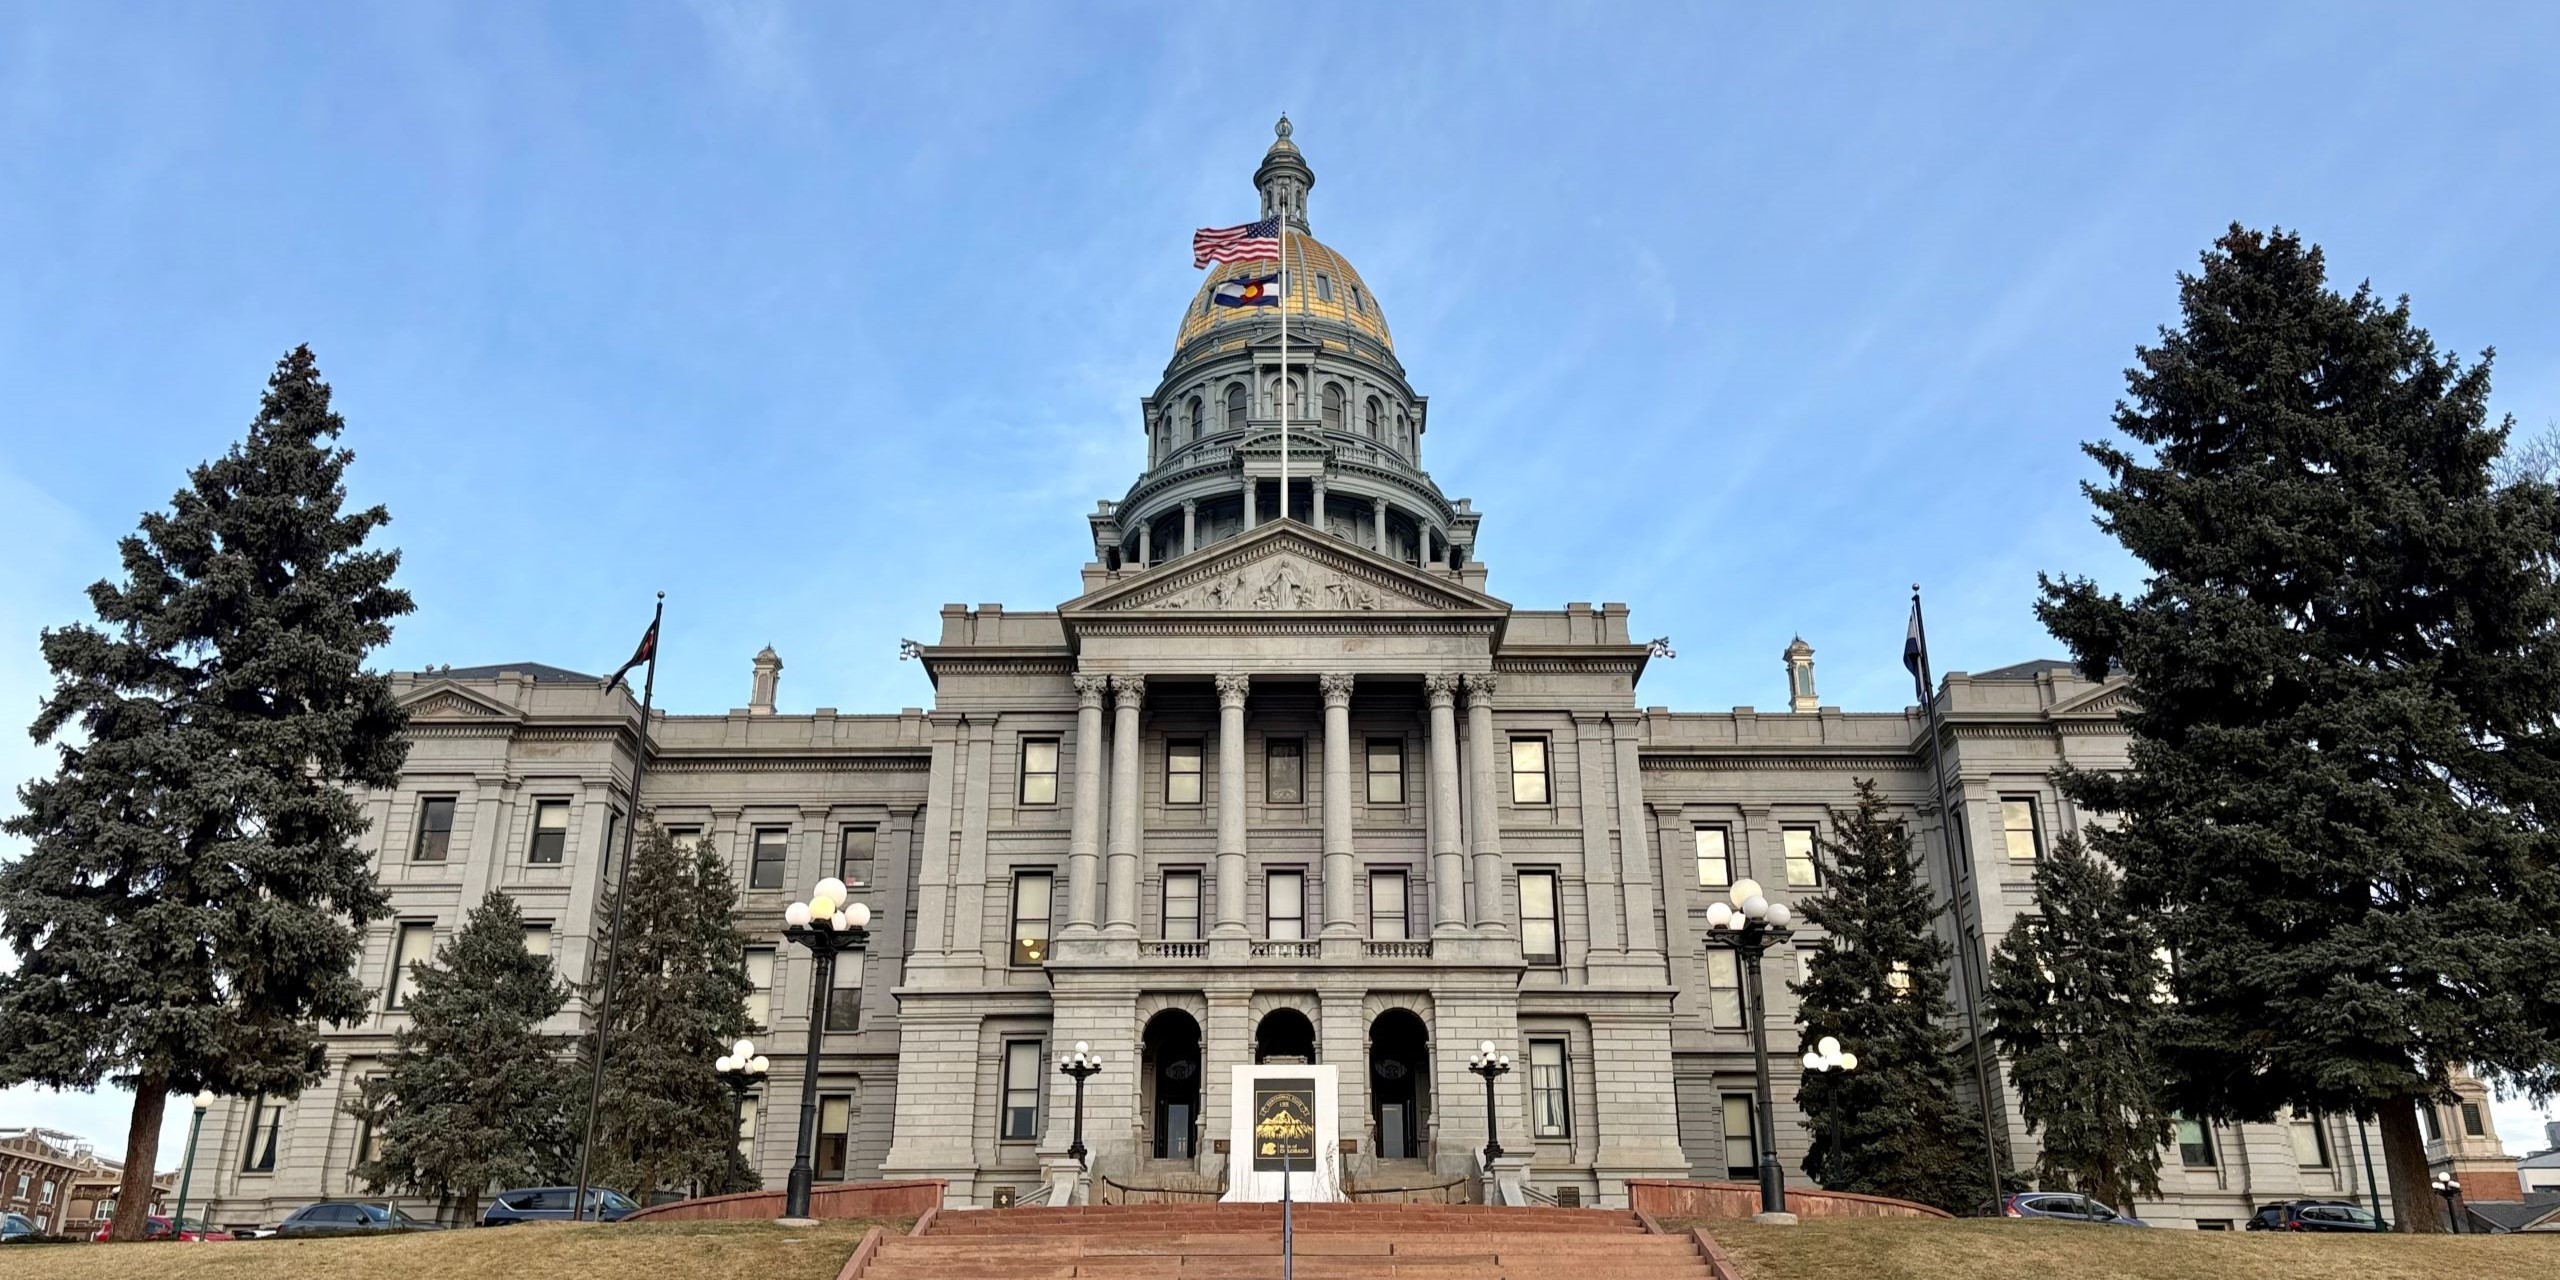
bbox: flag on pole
[1212,273,1282,308]
[602,617,659,693]
[1904,598,1930,705]
[1194,217,1281,267]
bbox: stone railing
[1362,940,1432,959]
[1140,940,1208,959]
[620,1178,947,1222]
[1250,940,1322,959]
[1624,1178,1952,1220]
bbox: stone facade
[175,121,2417,1229]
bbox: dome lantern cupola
[1255,114,1314,232]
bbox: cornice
[651,754,929,775]
[1643,753,1918,773]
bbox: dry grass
[1696,1217,2554,1280]
[0,1217,898,1280]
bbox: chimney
[1783,636,1818,713]
[749,646,782,715]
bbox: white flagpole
[1278,214,1290,523]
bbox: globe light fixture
[779,879,871,1222]
[1700,872,1800,1222]
[1466,1042,1515,1162]
[1058,1042,1104,1170]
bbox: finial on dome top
[1275,113,1292,141]
[1255,115,1314,232]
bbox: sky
[5,2,2559,1169]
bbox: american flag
[1193,217,1281,268]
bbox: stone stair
[864,1203,1715,1280]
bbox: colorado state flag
[1212,273,1281,308]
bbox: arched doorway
[1368,1009,1430,1161]
[1142,1010,1203,1161]
[1255,1008,1317,1064]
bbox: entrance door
[1144,1010,1203,1160]
[1368,1009,1429,1161]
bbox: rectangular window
[412,796,456,861]
[2461,1101,2486,1137]
[825,951,863,1033]
[736,1096,760,1164]
[1529,1040,1570,1138]
[1369,870,1409,941]
[601,809,623,880]
[37,1181,52,1206]
[744,948,775,1028]
[1519,870,1561,965]
[1366,739,1405,804]
[2290,1109,2331,1168]
[242,1096,285,1172]
[2175,1116,2217,1168]
[386,922,434,1010]
[1509,737,1551,805]
[1705,950,1744,1028]
[1721,1094,1758,1180]
[1012,871,1054,966]
[1267,870,1305,940]
[750,827,789,891]
[664,824,703,846]
[1001,1041,1042,1141]
[837,826,877,888]
[527,799,570,864]
[1782,825,1821,888]
[815,1095,852,1179]
[1694,826,1731,886]
[1166,740,1204,806]
[1019,739,1060,806]
[2002,798,2044,861]
[357,1112,383,1167]
[1266,738,1305,805]
[1162,870,1203,941]
[521,924,552,958]
[2418,1104,2439,1143]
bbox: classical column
[1104,675,1145,937]
[1372,497,1388,554]
[1424,674,1468,936]
[1463,673,1508,935]
[1244,478,1258,530]
[1213,674,1251,938]
[1182,500,1198,556]
[1312,476,1328,533]
[1138,523,1152,568]
[1064,674,1108,936]
[1319,673,1359,938]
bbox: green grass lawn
[1695,1217,2553,1280]
[0,1217,898,1280]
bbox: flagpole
[1278,213,1290,523]
[1911,584,2007,1211]
[573,592,663,1220]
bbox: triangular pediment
[2049,676,2136,719]
[398,681,526,722]
[1061,521,1507,617]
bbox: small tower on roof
[1784,636,1818,713]
[749,645,783,716]
[1255,114,1314,232]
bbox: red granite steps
[864,1204,1713,1280]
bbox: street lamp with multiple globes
[1466,1041,1513,1163]
[780,877,870,1222]
[1058,1042,1102,1170]
[1800,1037,1859,1187]
[1699,876,1796,1221]
[168,1090,216,1235]
[2430,1171,2464,1234]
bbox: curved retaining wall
[1625,1178,1952,1220]
[622,1179,947,1222]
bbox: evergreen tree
[2038,226,2560,1230]
[0,347,410,1239]
[1790,779,1986,1214]
[349,891,575,1222]
[1984,831,2173,1211]
[580,825,758,1200]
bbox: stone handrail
[621,1178,947,1222]
[1625,1178,1951,1220]
[1140,940,1207,959]
[1362,940,1432,958]
[1251,940,1322,959]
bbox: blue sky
[6,3,2558,1166]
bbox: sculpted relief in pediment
[1125,553,1431,612]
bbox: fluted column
[1463,673,1508,935]
[1213,674,1251,938]
[1138,523,1152,568]
[1372,498,1387,553]
[1424,674,1468,936]
[1183,500,1199,556]
[1064,674,1108,935]
[1244,479,1258,529]
[1319,673,1358,937]
[1104,675,1145,937]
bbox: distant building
[0,1127,171,1237]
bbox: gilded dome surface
[1177,236,1392,352]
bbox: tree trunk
[2377,1094,2442,1233]
[110,1078,171,1242]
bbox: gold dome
[1177,236,1392,352]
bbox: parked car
[480,1187,641,1226]
[1983,1191,2150,1226]
[2,1213,36,1242]
[90,1216,234,1242]
[272,1201,439,1236]
[2247,1200,2387,1232]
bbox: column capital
[1318,672,1356,708]
[1215,673,1251,708]
[1072,674,1109,707]
[1109,674,1146,706]
[1422,673,1461,706]
[1462,672,1498,702]
[1182,498,1199,513]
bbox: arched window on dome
[1321,384,1345,432]
[1396,412,1410,455]
[1315,274,1334,303]
[1350,284,1365,314]
[1189,396,1205,441]
[1156,416,1172,463]
[1364,396,1381,439]
[1225,383,1247,431]
[1267,377,1301,421]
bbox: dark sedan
[273,1201,439,1236]
[480,1187,640,1226]
[2247,1200,2387,1232]
[1985,1191,2150,1226]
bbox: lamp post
[1800,1038,1859,1187]
[1466,1040,1513,1164]
[169,1091,215,1235]
[1058,1042,1102,1171]
[2431,1172,2464,1234]
[780,878,870,1222]
[715,1037,771,1187]
[1700,877,1797,1221]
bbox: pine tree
[349,891,575,1222]
[1790,779,1987,1214]
[1984,831,2173,1211]
[0,347,411,1239]
[2038,226,2560,1231]
[579,825,758,1200]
